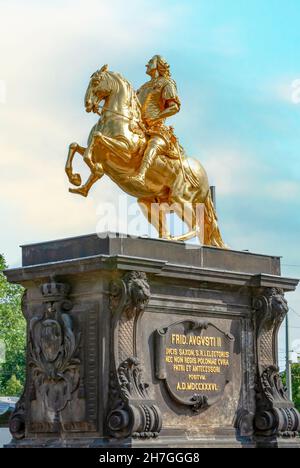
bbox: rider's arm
[159,99,180,119]
[148,80,181,124]
[158,80,181,120]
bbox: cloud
[0,0,182,81]
[264,180,300,201]
[0,0,188,265]
[209,25,244,57]
[262,77,300,105]
[201,149,261,196]
[0,150,94,229]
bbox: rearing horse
[65,65,225,247]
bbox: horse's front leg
[65,142,86,186]
[81,133,106,174]
[69,138,104,197]
[69,170,103,197]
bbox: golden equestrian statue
[65,56,226,247]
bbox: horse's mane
[106,70,142,120]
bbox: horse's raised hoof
[69,187,88,197]
[69,173,82,187]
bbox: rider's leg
[131,136,165,184]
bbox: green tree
[282,363,300,412]
[4,374,24,396]
[290,363,300,412]
[0,254,25,396]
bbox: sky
[0,0,300,367]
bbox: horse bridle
[95,104,138,122]
[95,85,141,123]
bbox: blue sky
[0,0,300,365]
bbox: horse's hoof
[69,173,82,187]
[69,187,88,198]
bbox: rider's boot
[129,140,159,187]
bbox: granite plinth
[21,232,281,275]
[4,234,300,448]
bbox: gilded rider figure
[130,55,181,185]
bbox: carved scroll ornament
[107,271,162,439]
[253,288,300,438]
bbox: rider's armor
[137,76,180,127]
[131,76,181,183]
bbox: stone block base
[4,234,300,448]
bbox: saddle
[147,124,182,160]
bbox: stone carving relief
[9,392,26,440]
[28,278,84,433]
[107,271,162,439]
[253,288,300,437]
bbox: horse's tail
[184,158,201,188]
[202,190,227,248]
[167,191,227,247]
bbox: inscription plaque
[155,320,234,412]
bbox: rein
[96,104,138,121]
[96,86,140,123]
[93,73,142,125]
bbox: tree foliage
[290,363,300,412]
[282,363,300,412]
[0,254,25,396]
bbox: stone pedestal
[4,234,300,448]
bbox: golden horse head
[85,65,111,114]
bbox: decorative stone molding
[29,278,81,429]
[107,271,162,439]
[9,392,26,440]
[253,288,300,437]
[9,277,84,439]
